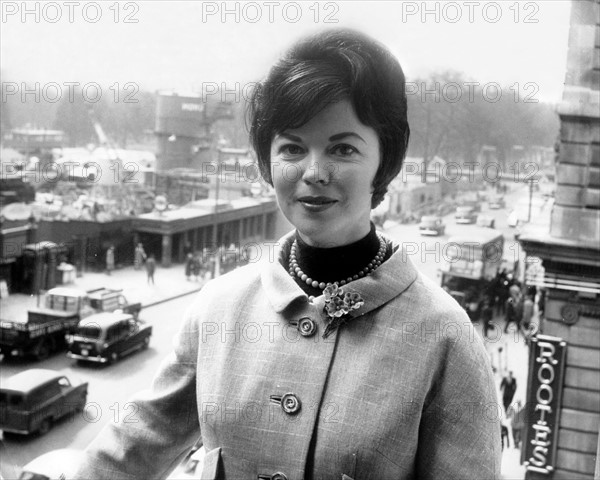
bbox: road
[0,294,196,479]
[1,184,537,478]
[384,187,528,284]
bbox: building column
[161,234,172,267]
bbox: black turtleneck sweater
[286,223,392,297]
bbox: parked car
[419,216,446,236]
[454,206,477,224]
[67,312,152,364]
[488,196,505,209]
[17,449,86,480]
[507,196,553,228]
[0,369,88,436]
[476,214,496,228]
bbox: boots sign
[522,334,566,475]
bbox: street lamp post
[211,149,223,278]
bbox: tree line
[1,70,559,165]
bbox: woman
[73,29,500,479]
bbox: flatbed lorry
[0,287,141,360]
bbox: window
[46,295,79,312]
[106,325,120,343]
[0,392,22,406]
[58,377,71,388]
[78,325,101,340]
[107,322,128,343]
[32,383,59,404]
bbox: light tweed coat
[75,233,501,480]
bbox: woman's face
[270,100,380,247]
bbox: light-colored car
[476,214,496,228]
[419,216,446,236]
[18,449,86,480]
[488,196,505,209]
[507,196,552,228]
[455,206,477,224]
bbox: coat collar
[261,231,419,315]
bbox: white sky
[1,1,572,103]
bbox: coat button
[281,393,301,414]
[298,317,317,337]
[272,473,288,480]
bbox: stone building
[517,1,600,478]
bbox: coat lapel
[261,232,419,319]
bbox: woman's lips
[297,196,337,212]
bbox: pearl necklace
[288,234,387,291]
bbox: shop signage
[522,334,567,475]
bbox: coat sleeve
[416,318,502,479]
[71,296,204,480]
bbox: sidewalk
[476,317,530,480]
[2,262,529,479]
[0,262,205,322]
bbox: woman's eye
[278,144,304,156]
[330,144,358,156]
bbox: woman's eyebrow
[329,132,366,143]
[276,132,303,142]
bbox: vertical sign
[522,334,567,475]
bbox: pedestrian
[521,293,535,342]
[538,288,546,318]
[72,29,500,479]
[105,246,115,275]
[495,270,509,315]
[500,371,517,413]
[145,254,156,285]
[507,400,524,450]
[184,253,193,281]
[191,253,201,281]
[481,297,494,339]
[504,285,523,333]
[500,421,510,451]
[134,243,147,270]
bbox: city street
[1,185,537,479]
[0,294,196,479]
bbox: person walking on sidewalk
[184,253,194,281]
[504,285,523,333]
[191,253,201,281]
[520,293,535,343]
[500,371,517,413]
[481,297,494,339]
[507,400,524,450]
[134,243,147,270]
[105,246,115,275]
[145,255,156,285]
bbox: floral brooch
[322,284,364,338]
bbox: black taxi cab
[66,312,152,364]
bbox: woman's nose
[301,152,332,185]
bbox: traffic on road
[1,184,543,479]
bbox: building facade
[518,1,600,478]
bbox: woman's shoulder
[202,262,263,296]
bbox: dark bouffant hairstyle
[248,28,410,208]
